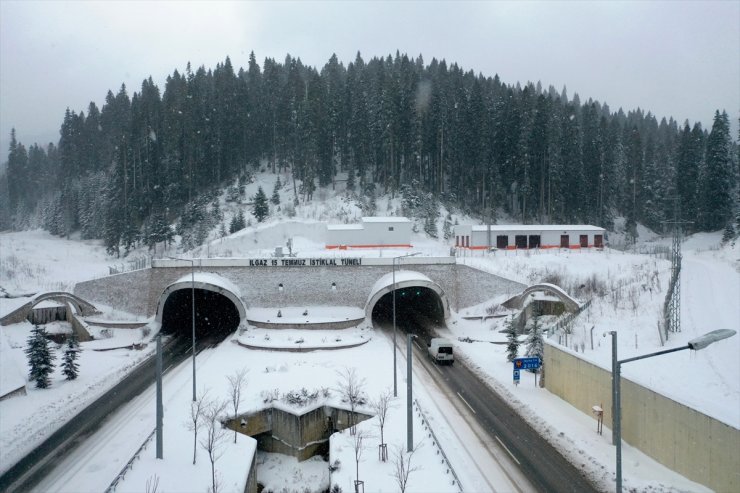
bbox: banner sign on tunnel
[247,258,363,267]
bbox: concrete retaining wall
[544,342,740,492]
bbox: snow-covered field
[1,178,738,492]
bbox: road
[0,336,194,493]
[394,316,598,493]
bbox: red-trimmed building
[454,224,606,250]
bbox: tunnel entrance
[371,286,445,343]
[161,288,240,340]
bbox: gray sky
[1,0,738,157]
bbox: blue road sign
[513,357,541,370]
[513,369,521,380]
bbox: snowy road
[31,346,217,493]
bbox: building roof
[362,216,411,223]
[326,224,364,230]
[465,224,605,232]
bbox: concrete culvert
[161,288,240,339]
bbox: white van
[428,338,454,365]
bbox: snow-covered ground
[1,178,738,492]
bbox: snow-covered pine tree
[253,186,269,222]
[62,335,81,380]
[229,210,245,233]
[524,315,544,371]
[271,180,281,205]
[25,325,56,388]
[504,317,520,363]
[442,214,453,240]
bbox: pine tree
[524,315,544,371]
[229,210,245,233]
[253,186,269,222]
[504,316,519,363]
[271,180,281,205]
[698,111,733,231]
[25,325,56,388]
[62,335,81,380]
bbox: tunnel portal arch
[156,273,247,338]
[365,271,450,326]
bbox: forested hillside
[1,51,737,255]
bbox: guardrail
[413,398,463,492]
[105,428,156,493]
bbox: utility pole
[662,197,693,337]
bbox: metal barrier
[105,428,156,493]
[413,399,464,492]
[546,298,593,342]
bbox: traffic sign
[513,357,541,370]
[513,369,520,380]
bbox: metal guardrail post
[413,399,463,491]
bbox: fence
[105,428,156,493]
[546,298,593,344]
[108,256,151,276]
[414,399,463,492]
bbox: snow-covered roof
[466,224,605,232]
[362,216,410,223]
[326,224,364,230]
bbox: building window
[496,235,509,249]
[515,235,527,249]
[388,226,394,231]
[580,235,588,247]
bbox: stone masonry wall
[73,263,525,319]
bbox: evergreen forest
[1,51,737,255]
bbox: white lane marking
[457,392,477,414]
[431,363,444,375]
[495,435,521,465]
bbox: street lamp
[392,252,421,397]
[167,256,197,402]
[407,333,417,452]
[610,329,736,493]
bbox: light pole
[392,252,421,397]
[610,329,735,493]
[407,333,417,452]
[168,256,197,402]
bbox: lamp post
[610,329,735,493]
[168,256,197,402]
[392,252,421,397]
[407,333,417,452]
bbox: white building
[453,224,606,250]
[326,217,412,249]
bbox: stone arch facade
[154,273,248,325]
[364,270,451,321]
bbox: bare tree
[226,367,248,443]
[370,388,393,461]
[145,474,159,493]
[186,388,210,465]
[336,367,366,433]
[392,444,421,493]
[352,428,369,492]
[200,399,228,493]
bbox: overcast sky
[1,0,738,157]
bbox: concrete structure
[74,258,525,334]
[544,341,740,492]
[454,224,606,250]
[0,291,100,326]
[225,404,372,461]
[326,216,412,249]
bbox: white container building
[454,224,606,250]
[326,217,413,249]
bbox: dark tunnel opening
[161,288,240,340]
[371,286,445,343]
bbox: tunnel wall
[73,260,526,318]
